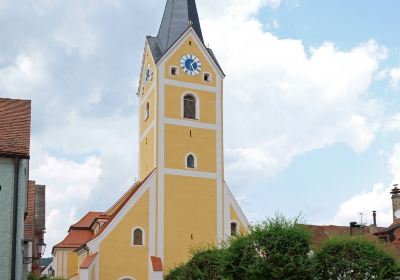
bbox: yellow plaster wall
[164,124,216,173]
[139,45,156,95]
[164,35,217,87]
[99,190,150,280]
[140,89,157,135]
[140,127,156,180]
[67,251,78,278]
[164,85,216,124]
[230,205,246,235]
[54,251,62,277]
[164,175,217,271]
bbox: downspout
[11,157,21,280]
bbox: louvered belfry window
[184,95,196,119]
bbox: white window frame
[185,153,197,169]
[203,72,212,82]
[132,227,145,247]
[181,92,200,120]
[118,277,135,280]
[170,65,179,76]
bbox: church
[52,0,248,279]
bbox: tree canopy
[165,215,400,280]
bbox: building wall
[0,157,14,280]
[163,175,217,271]
[0,157,28,280]
[99,189,150,280]
[16,159,29,280]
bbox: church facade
[53,1,248,279]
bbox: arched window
[231,222,238,236]
[186,154,195,169]
[145,102,150,121]
[183,94,196,119]
[133,228,144,246]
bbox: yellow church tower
[52,1,248,279]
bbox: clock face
[180,54,202,76]
[145,64,151,84]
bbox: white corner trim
[164,79,216,93]
[164,168,217,179]
[140,82,156,106]
[140,120,156,142]
[131,227,146,247]
[87,171,156,252]
[156,27,225,79]
[224,182,250,227]
[164,118,216,130]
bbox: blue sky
[1,0,400,255]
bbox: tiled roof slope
[0,98,31,157]
[53,170,156,253]
[80,253,98,269]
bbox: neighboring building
[0,98,31,280]
[53,0,248,279]
[24,181,46,277]
[307,185,400,260]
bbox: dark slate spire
[148,0,204,62]
[147,0,224,75]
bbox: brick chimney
[369,211,378,234]
[391,184,400,223]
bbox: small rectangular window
[171,67,178,76]
[204,73,211,82]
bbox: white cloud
[389,143,400,182]
[53,4,98,58]
[389,67,400,88]
[200,4,387,183]
[31,155,102,201]
[31,155,102,255]
[331,143,400,228]
[384,113,400,132]
[331,183,392,227]
[0,51,50,97]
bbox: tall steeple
[147,0,204,62]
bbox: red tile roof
[0,98,31,157]
[151,256,163,272]
[80,253,98,269]
[53,170,156,254]
[70,212,103,230]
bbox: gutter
[11,157,21,280]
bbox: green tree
[222,215,313,280]
[165,248,225,280]
[313,237,400,280]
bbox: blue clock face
[145,64,151,84]
[180,54,202,76]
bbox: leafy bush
[313,237,400,280]
[166,248,225,280]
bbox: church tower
[137,0,247,271]
[52,1,248,279]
